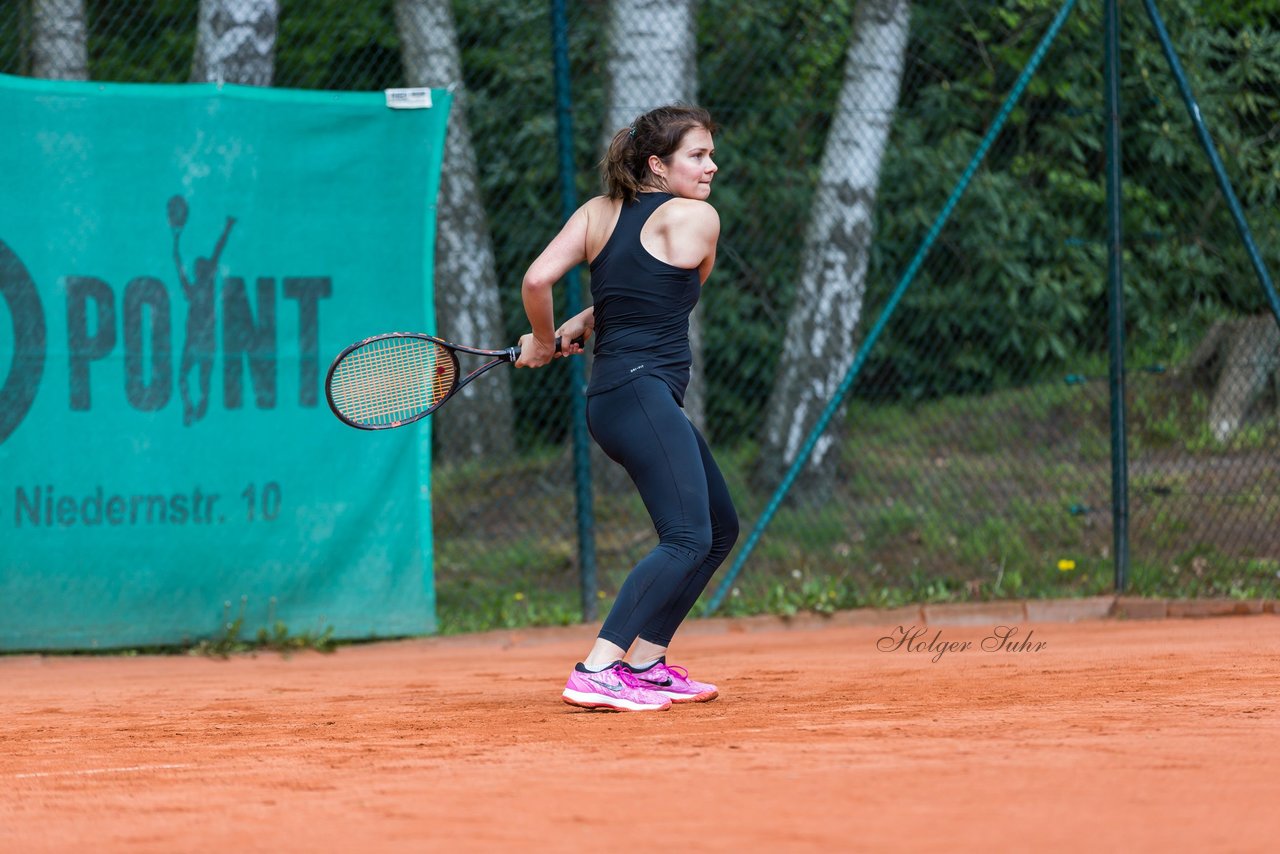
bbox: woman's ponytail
[601,124,644,202]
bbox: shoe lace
[664,663,690,680]
[645,661,688,682]
[610,663,646,689]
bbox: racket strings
[330,338,457,426]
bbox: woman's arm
[516,202,595,368]
[555,305,594,356]
[696,209,719,284]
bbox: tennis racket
[325,332,581,430]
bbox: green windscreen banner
[0,74,450,650]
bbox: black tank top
[586,192,701,404]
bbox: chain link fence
[4,0,1277,632]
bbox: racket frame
[324,332,519,431]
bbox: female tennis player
[515,104,739,712]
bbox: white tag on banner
[385,88,432,109]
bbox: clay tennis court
[3,609,1277,852]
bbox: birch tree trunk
[394,0,514,458]
[31,0,88,81]
[603,0,708,433]
[191,0,278,86]
[756,0,910,499]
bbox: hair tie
[628,125,636,138]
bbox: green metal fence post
[550,0,598,621]
[1104,0,1130,593]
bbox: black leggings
[587,376,740,650]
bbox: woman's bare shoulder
[582,195,623,261]
[581,195,618,219]
[660,197,720,232]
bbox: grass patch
[190,617,337,659]
[188,597,337,658]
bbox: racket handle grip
[510,335,587,360]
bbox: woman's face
[650,127,717,200]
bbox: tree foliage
[853,0,1280,405]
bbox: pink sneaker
[626,658,718,703]
[562,662,672,712]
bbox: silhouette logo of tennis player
[168,195,234,426]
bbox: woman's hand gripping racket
[325,333,583,430]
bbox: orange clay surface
[2,613,1278,852]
